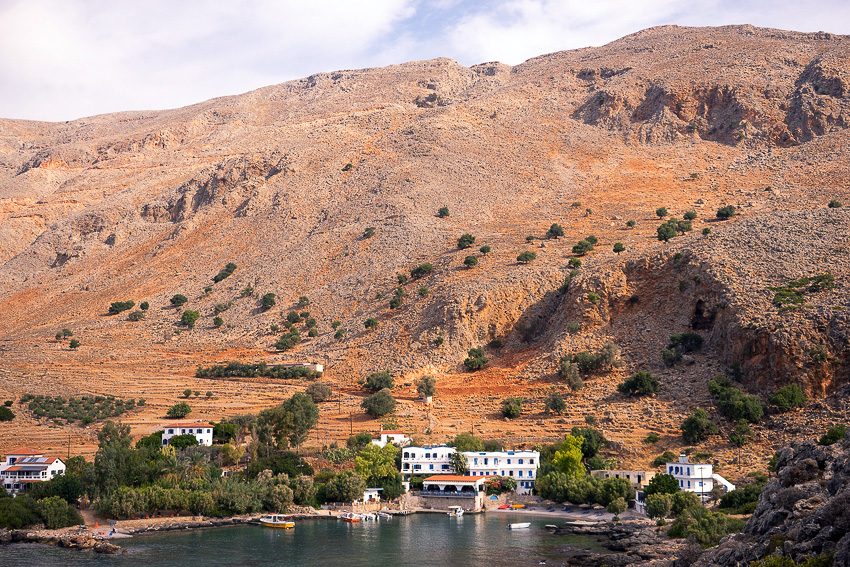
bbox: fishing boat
[447,506,464,517]
[260,514,295,529]
[340,511,361,523]
[377,512,393,519]
[508,522,531,529]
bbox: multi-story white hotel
[1,447,66,495]
[161,421,214,446]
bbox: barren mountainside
[0,25,848,470]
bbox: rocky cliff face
[697,433,850,566]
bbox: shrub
[363,227,375,238]
[769,383,807,410]
[546,223,564,239]
[663,332,704,366]
[626,220,636,228]
[618,371,659,396]
[479,245,491,255]
[569,258,582,269]
[526,235,535,243]
[361,389,396,417]
[362,370,393,392]
[364,318,379,330]
[668,506,744,547]
[410,263,434,278]
[389,296,403,309]
[170,294,188,307]
[708,376,764,423]
[517,251,537,264]
[683,211,697,220]
[168,433,200,449]
[716,205,736,219]
[544,389,566,415]
[463,347,489,371]
[213,262,237,282]
[500,397,522,418]
[570,426,606,458]
[240,286,254,297]
[437,206,450,218]
[213,316,224,328]
[613,242,625,255]
[464,255,478,268]
[645,473,679,495]
[334,329,346,340]
[584,235,598,245]
[308,328,318,338]
[657,223,677,241]
[140,301,149,311]
[331,320,341,329]
[729,420,753,447]
[286,311,302,325]
[457,233,476,249]
[167,402,192,418]
[829,200,843,208]
[644,432,659,443]
[305,383,333,403]
[418,286,429,297]
[0,407,14,421]
[275,328,302,351]
[681,409,719,443]
[181,310,200,328]
[3,401,11,407]
[417,376,437,398]
[128,311,145,321]
[572,240,593,255]
[109,300,135,314]
[702,227,711,235]
[819,424,846,446]
[183,388,192,398]
[69,339,80,349]
[656,207,668,218]
[261,293,276,310]
[586,292,599,304]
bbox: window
[168,429,174,434]
[518,471,523,477]
[425,453,431,458]
[403,452,409,459]
[687,481,691,488]
[507,459,511,464]
[188,429,194,434]
[474,458,478,465]
[529,471,534,478]
[519,459,524,464]
[484,458,488,465]
[429,465,434,470]
[529,459,534,464]
[403,464,409,470]
[510,471,513,477]
[687,467,691,475]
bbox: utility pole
[67,434,71,461]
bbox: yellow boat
[510,504,525,509]
[260,514,295,529]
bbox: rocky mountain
[0,24,848,463]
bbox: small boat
[498,504,510,510]
[447,506,464,517]
[510,504,525,509]
[377,512,393,519]
[508,522,531,529]
[340,511,361,523]
[260,514,295,529]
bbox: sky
[1,0,848,122]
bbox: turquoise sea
[2,513,608,566]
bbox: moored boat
[340,511,361,523]
[447,506,464,517]
[260,514,295,529]
[508,522,531,529]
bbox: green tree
[261,293,276,310]
[613,242,625,255]
[362,370,393,391]
[167,434,200,449]
[656,207,668,218]
[570,426,605,459]
[584,235,598,245]
[416,376,436,398]
[94,420,138,495]
[140,302,149,310]
[449,452,468,474]
[681,409,719,443]
[517,250,537,264]
[463,347,489,371]
[546,223,564,239]
[572,240,593,255]
[819,424,847,446]
[552,434,585,478]
[363,227,375,238]
[181,310,200,328]
[500,397,522,418]
[449,433,484,452]
[479,245,491,255]
[183,388,192,398]
[298,296,310,307]
[457,233,476,249]
[0,406,15,421]
[355,444,399,485]
[645,493,673,519]
[829,200,843,208]
[716,205,736,219]
[437,206,450,218]
[108,300,135,314]
[306,383,333,403]
[464,255,478,268]
[364,318,379,331]
[327,471,366,503]
[167,402,192,418]
[607,496,627,516]
[128,311,145,321]
[37,495,82,529]
[213,316,224,328]
[676,220,693,235]
[683,211,697,220]
[626,220,636,228]
[410,263,434,278]
[657,223,677,241]
[568,258,582,269]
[257,393,319,452]
[69,339,81,349]
[671,491,701,515]
[170,294,188,307]
[334,328,346,340]
[361,389,396,417]
[644,473,679,496]
[544,389,566,415]
[702,228,711,236]
[618,371,659,396]
[286,311,302,325]
[729,420,753,447]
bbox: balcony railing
[419,491,475,498]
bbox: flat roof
[423,475,495,482]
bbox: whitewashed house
[1,447,66,495]
[371,430,411,448]
[162,421,214,446]
[591,469,657,490]
[666,454,735,500]
[400,446,540,495]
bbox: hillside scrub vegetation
[196,362,320,380]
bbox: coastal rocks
[554,519,687,566]
[1,528,122,554]
[696,434,850,566]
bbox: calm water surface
[3,513,606,566]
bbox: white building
[162,421,214,447]
[1,447,66,495]
[591,469,657,490]
[666,455,735,499]
[371,430,411,448]
[400,446,540,495]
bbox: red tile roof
[6,447,42,456]
[379,431,408,435]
